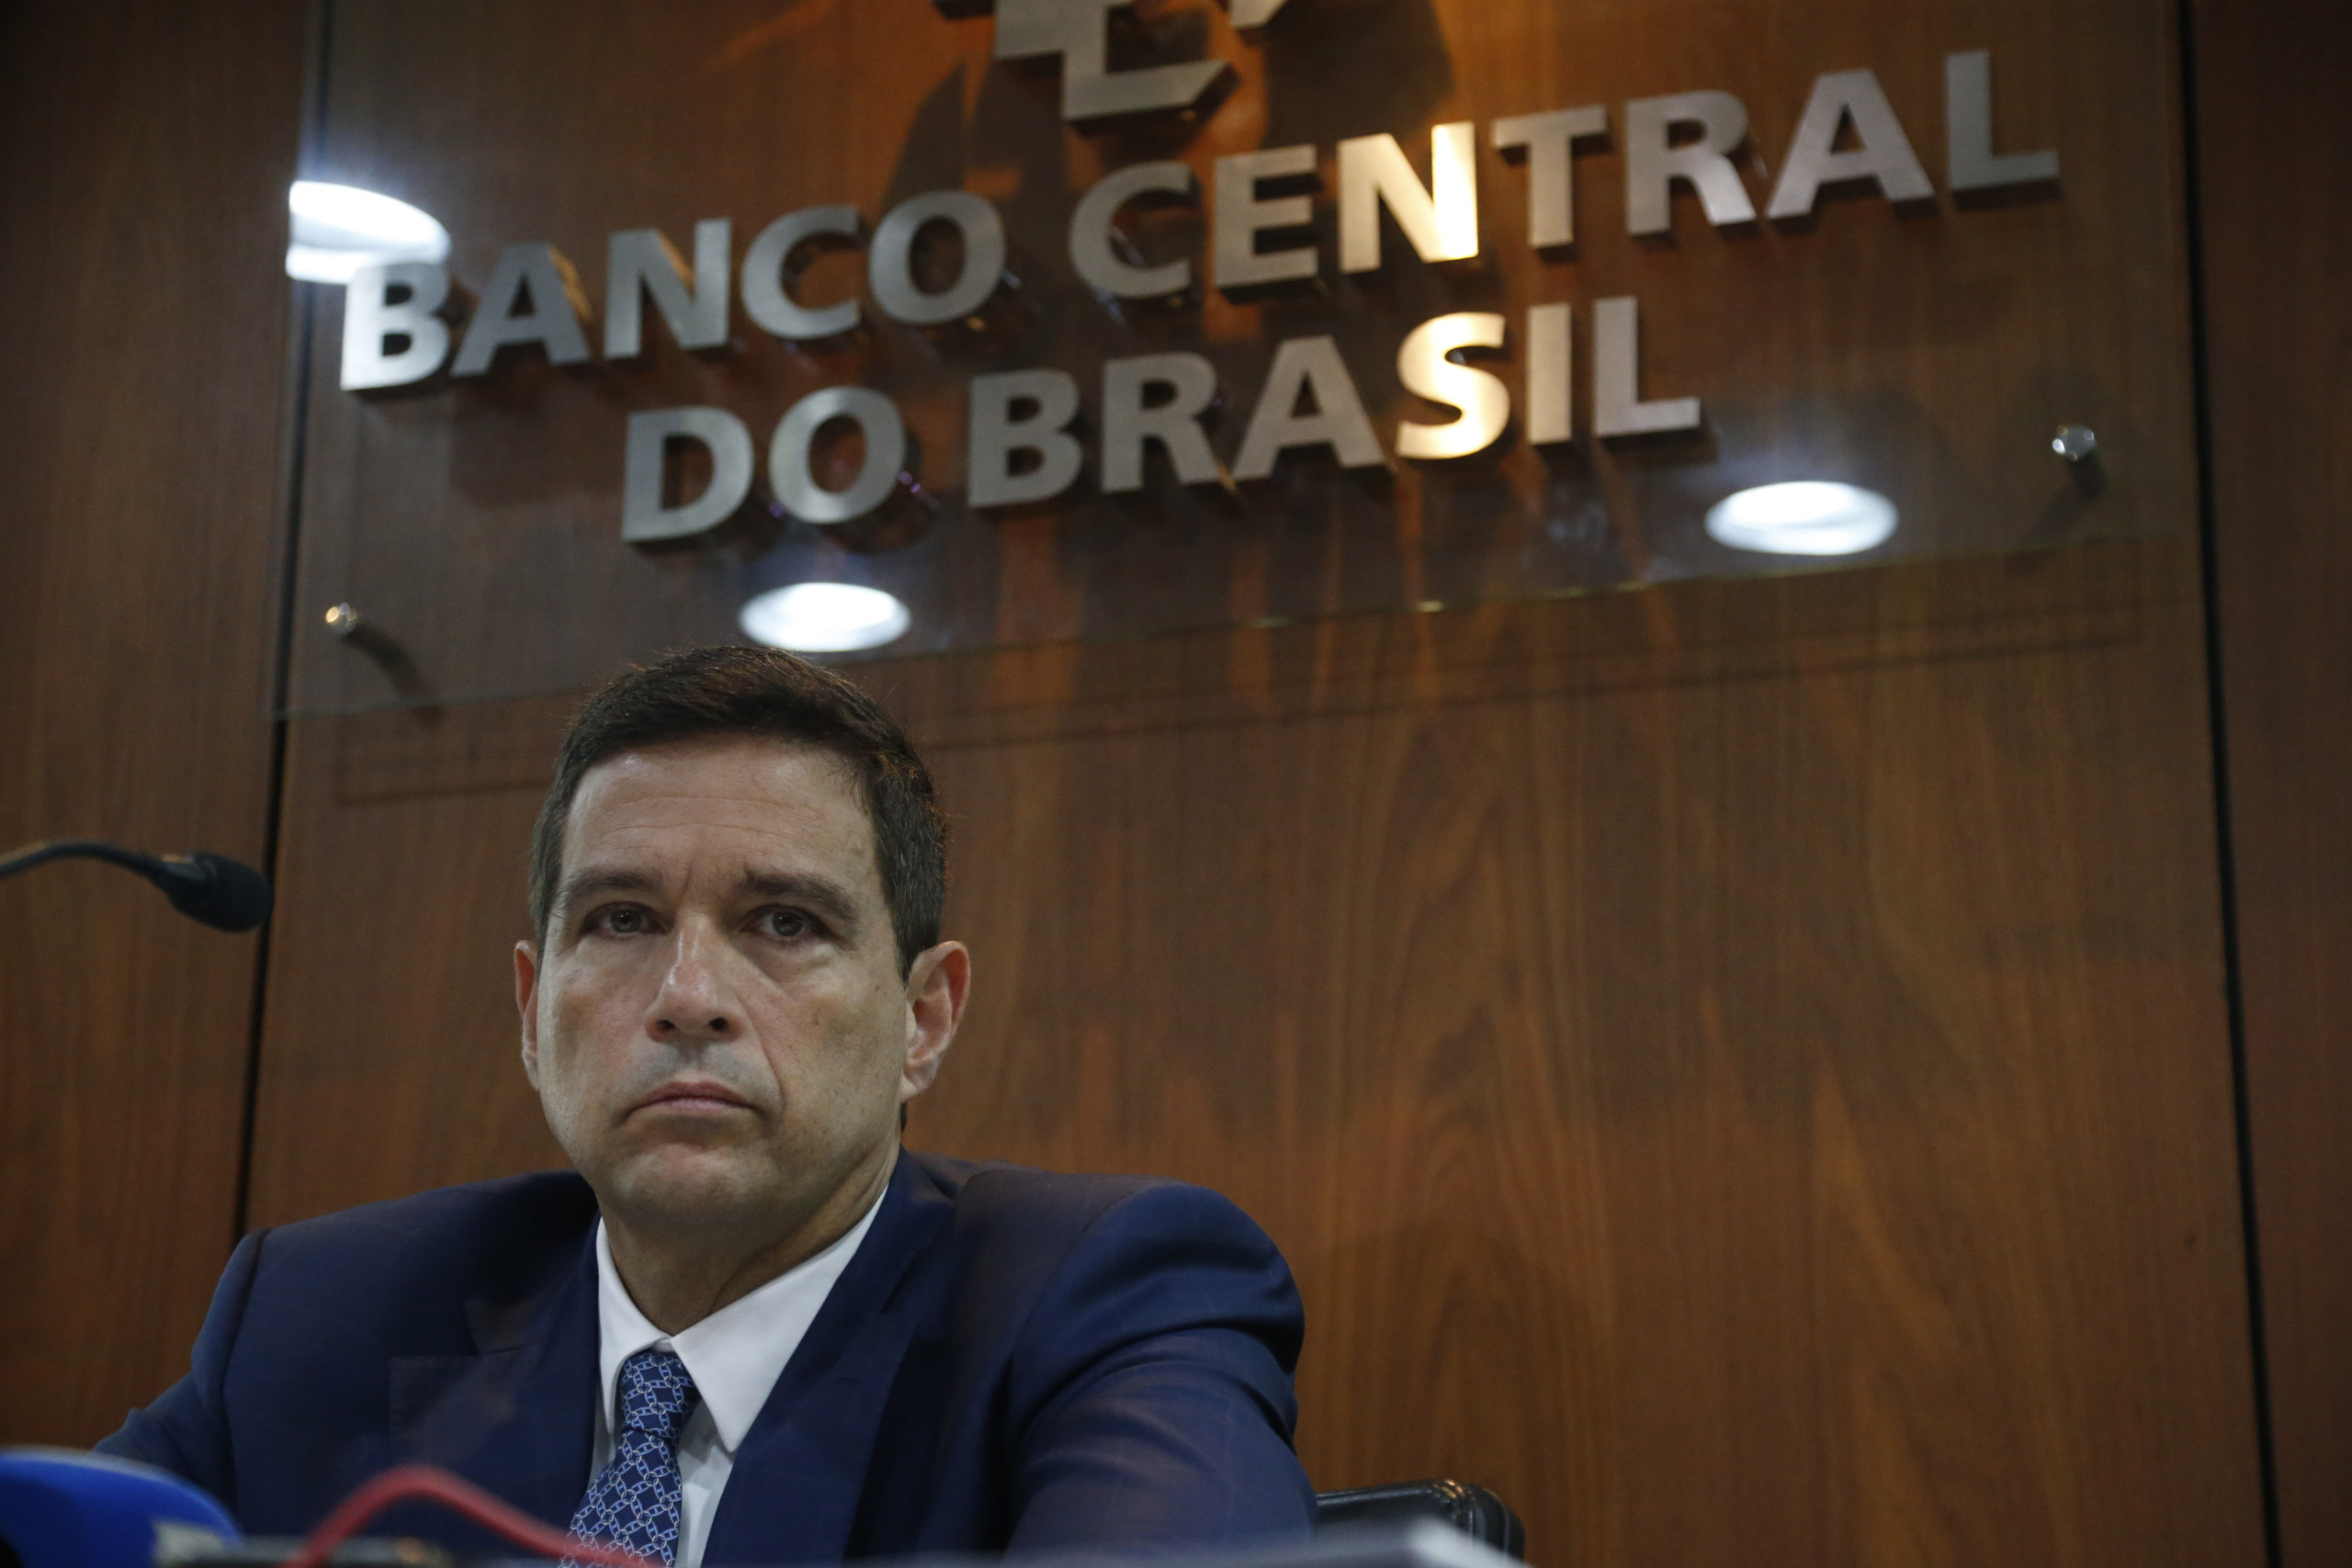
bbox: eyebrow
[557,866,662,917]
[738,869,863,933]
[556,865,864,934]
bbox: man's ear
[899,941,970,1103]
[515,940,543,1090]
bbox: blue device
[0,1449,240,1568]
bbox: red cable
[281,1464,659,1568]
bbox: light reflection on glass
[739,583,912,654]
[1704,481,1898,556]
[286,182,450,283]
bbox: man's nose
[645,921,741,1043]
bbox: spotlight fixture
[1704,480,1898,557]
[739,583,912,654]
[286,181,450,284]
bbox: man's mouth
[632,1079,754,1115]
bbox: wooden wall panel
[906,536,2262,1568]
[245,699,572,1214]
[240,2,2271,1564]
[248,538,2267,1568]
[0,1,304,1442]
[2196,5,2352,1564]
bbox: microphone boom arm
[0,838,163,882]
[0,839,274,931]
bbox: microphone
[0,1448,239,1568]
[146,852,276,932]
[0,840,274,931]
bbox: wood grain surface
[1,3,2329,1561]
[227,2,2270,1564]
[0,1,305,1443]
[2195,4,2352,1564]
[907,536,2261,1568]
[246,537,2269,1568]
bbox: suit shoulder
[913,1148,1173,1220]
[907,1149,1275,1262]
[255,1169,597,1292]
[900,1152,1305,1403]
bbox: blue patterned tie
[569,1347,702,1564]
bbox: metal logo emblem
[939,0,1295,121]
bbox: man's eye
[760,908,817,940]
[592,906,652,936]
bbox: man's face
[514,735,962,1243]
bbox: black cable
[0,838,273,932]
[0,838,156,882]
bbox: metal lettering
[993,0,1228,121]
[1624,92,1757,236]
[450,243,594,377]
[605,220,730,359]
[1395,312,1509,461]
[742,206,865,341]
[1338,123,1479,274]
[1524,302,1574,446]
[770,386,907,525]
[1232,335,1383,479]
[622,407,754,542]
[1766,68,1935,219]
[1592,296,1699,438]
[1070,163,1196,299]
[969,369,1085,508]
[1102,353,1221,492]
[1946,51,2059,191]
[1214,144,1319,292]
[869,191,1008,326]
[1492,106,1608,248]
[341,262,450,390]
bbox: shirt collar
[594,1185,885,1454]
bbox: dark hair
[529,646,947,973]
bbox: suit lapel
[703,1154,954,1566]
[390,1228,601,1530]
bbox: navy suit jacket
[99,1150,1316,1560]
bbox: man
[101,646,1316,1563]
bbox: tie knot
[616,1347,700,1443]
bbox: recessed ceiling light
[286,181,450,284]
[1704,480,1898,556]
[739,583,911,654]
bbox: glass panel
[282,0,2190,716]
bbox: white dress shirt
[590,1192,883,1568]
